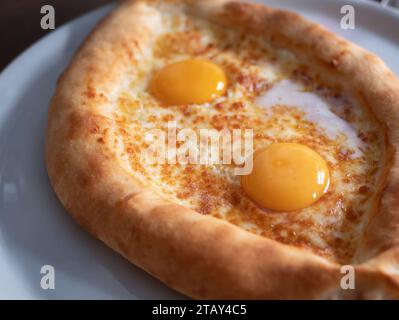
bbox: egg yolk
[150,59,227,106]
[241,143,330,212]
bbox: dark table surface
[0,0,115,71]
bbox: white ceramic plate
[0,0,398,299]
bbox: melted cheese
[108,6,386,264]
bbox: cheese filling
[107,6,386,264]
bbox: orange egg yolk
[241,143,330,212]
[150,59,227,106]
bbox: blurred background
[0,0,397,71]
[0,0,115,71]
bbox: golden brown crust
[46,0,399,299]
